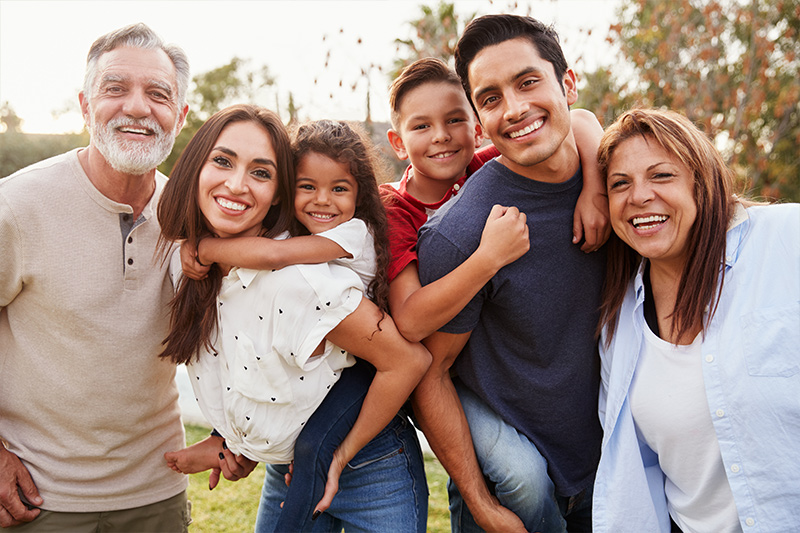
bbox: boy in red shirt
[381,57,608,342]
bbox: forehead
[468,37,555,89]
[93,46,178,89]
[297,152,356,181]
[217,121,275,154]
[398,81,472,120]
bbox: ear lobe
[387,129,409,161]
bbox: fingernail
[312,510,321,521]
[219,452,225,459]
[222,441,228,450]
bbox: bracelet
[196,253,210,267]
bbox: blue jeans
[254,360,428,533]
[449,382,593,533]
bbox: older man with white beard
[0,23,194,531]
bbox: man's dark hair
[454,14,568,107]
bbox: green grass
[184,424,450,532]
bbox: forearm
[198,235,346,270]
[394,253,497,342]
[411,366,498,519]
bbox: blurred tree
[390,1,475,77]
[161,58,276,175]
[1,102,23,134]
[581,0,799,200]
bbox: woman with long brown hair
[593,108,800,532]
[157,105,430,530]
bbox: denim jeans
[254,360,428,533]
[449,382,592,533]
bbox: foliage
[161,58,276,176]
[578,0,800,201]
[183,424,451,532]
[0,130,88,179]
[391,1,475,77]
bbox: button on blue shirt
[593,203,800,532]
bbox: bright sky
[0,0,619,134]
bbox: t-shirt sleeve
[417,224,484,334]
[0,193,23,307]
[315,218,368,262]
[385,199,423,282]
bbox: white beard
[89,114,177,175]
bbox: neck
[78,146,157,219]
[648,258,699,344]
[499,131,580,184]
[406,167,459,204]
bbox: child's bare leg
[165,434,225,474]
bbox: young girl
[157,107,431,530]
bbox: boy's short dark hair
[454,14,568,108]
[389,57,463,130]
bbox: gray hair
[82,23,190,108]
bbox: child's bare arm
[571,108,610,252]
[198,235,350,270]
[389,204,529,342]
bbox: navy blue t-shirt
[418,159,605,496]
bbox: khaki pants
[9,491,190,533]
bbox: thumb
[17,471,42,506]
[209,467,221,491]
[572,211,583,245]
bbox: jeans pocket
[741,302,800,377]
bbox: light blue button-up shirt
[593,203,800,532]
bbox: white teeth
[310,213,335,219]
[632,215,668,228]
[508,119,544,139]
[431,151,456,159]
[216,197,247,211]
[118,126,151,135]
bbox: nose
[313,188,330,205]
[432,123,451,144]
[629,180,654,206]
[503,91,530,123]
[121,88,151,118]
[225,169,249,195]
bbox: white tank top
[629,325,742,533]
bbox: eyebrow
[472,66,545,103]
[98,74,175,98]
[213,146,277,168]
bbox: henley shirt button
[127,258,134,265]
[715,409,725,418]
[726,255,733,262]
[127,236,133,244]
[705,354,714,363]
[731,464,740,473]
[745,518,755,527]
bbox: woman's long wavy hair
[597,108,736,346]
[290,120,391,316]
[157,104,294,364]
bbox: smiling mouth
[508,118,544,139]
[430,150,458,159]
[631,215,668,229]
[216,197,247,211]
[117,126,154,136]
[308,212,336,220]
